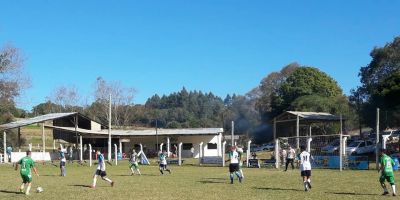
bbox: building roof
[0,112,77,131]
[286,111,342,121]
[49,126,223,137]
[274,111,343,123]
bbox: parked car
[321,139,354,154]
[346,140,375,155]
[260,143,274,151]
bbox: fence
[275,135,369,170]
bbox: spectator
[285,146,296,171]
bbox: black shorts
[229,163,239,173]
[60,161,66,167]
[301,170,311,177]
[159,164,167,169]
[95,170,107,177]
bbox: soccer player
[91,150,114,188]
[129,149,141,176]
[227,146,242,184]
[379,149,397,196]
[285,146,296,171]
[15,150,39,195]
[159,150,171,175]
[299,146,312,191]
[58,147,67,176]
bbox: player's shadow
[0,190,21,194]
[40,175,58,177]
[68,184,92,188]
[198,178,226,184]
[326,192,378,196]
[254,187,304,192]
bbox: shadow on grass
[0,190,21,194]
[198,180,226,184]
[203,177,226,181]
[68,184,91,188]
[254,187,304,192]
[326,192,378,196]
[40,175,58,177]
[115,174,158,177]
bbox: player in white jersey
[299,146,313,191]
[237,147,244,178]
[58,147,67,176]
[91,150,114,188]
[159,150,171,175]
[129,149,141,176]
[226,146,242,184]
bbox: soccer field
[0,160,396,200]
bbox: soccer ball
[36,187,44,193]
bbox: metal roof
[287,111,342,121]
[0,112,77,131]
[49,126,223,137]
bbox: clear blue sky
[1,1,399,111]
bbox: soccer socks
[307,179,312,188]
[92,176,97,187]
[160,169,164,174]
[26,184,31,195]
[304,181,308,191]
[230,173,234,183]
[240,170,244,178]
[392,185,396,195]
[136,169,141,175]
[61,167,66,176]
[103,177,112,183]
[20,183,25,193]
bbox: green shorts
[21,174,32,184]
[130,162,139,169]
[380,173,395,185]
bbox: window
[207,143,217,149]
[182,143,193,150]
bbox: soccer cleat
[239,177,242,183]
[90,186,96,189]
[305,188,308,192]
[393,193,397,196]
[307,182,312,189]
[19,188,24,194]
[111,182,114,187]
[382,191,389,195]
[168,169,171,174]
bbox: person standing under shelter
[285,146,296,171]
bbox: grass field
[0,159,397,200]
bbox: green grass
[0,160,397,200]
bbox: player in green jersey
[15,151,39,195]
[379,149,397,196]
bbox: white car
[346,140,375,155]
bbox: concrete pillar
[222,141,226,167]
[167,137,170,156]
[79,135,83,162]
[178,142,183,166]
[53,139,56,151]
[160,143,164,152]
[199,142,203,165]
[217,133,222,157]
[119,139,122,154]
[41,123,45,160]
[3,131,7,163]
[296,115,300,149]
[247,140,252,167]
[114,144,118,166]
[88,144,92,167]
[307,138,312,152]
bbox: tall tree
[351,36,400,128]
[0,44,30,122]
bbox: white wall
[122,135,220,158]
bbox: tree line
[1,36,400,143]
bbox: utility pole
[108,94,112,161]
